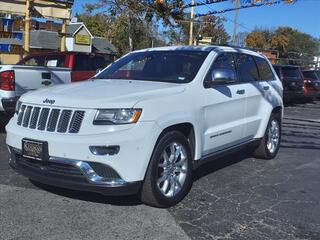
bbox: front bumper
[6,117,162,182]
[9,147,142,196]
[1,97,19,113]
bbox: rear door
[234,53,262,140]
[202,52,247,155]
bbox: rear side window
[235,53,259,82]
[254,57,275,81]
[74,54,90,71]
[91,55,111,71]
[74,54,110,71]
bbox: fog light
[89,146,120,156]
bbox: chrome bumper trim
[10,147,127,187]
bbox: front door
[202,52,247,156]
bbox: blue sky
[72,0,320,38]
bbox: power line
[194,0,290,18]
[195,0,254,32]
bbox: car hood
[20,79,186,109]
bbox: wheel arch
[156,122,200,160]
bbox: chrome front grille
[17,105,85,134]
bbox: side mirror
[204,68,236,88]
[96,68,103,74]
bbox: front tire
[140,131,193,207]
[253,113,281,160]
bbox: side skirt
[193,138,261,170]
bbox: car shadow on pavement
[29,150,252,206]
[193,149,251,182]
[30,180,142,206]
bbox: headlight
[15,101,21,114]
[93,109,142,125]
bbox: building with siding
[0,18,117,64]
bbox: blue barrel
[0,44,11,52]
[2,18,14,27]
[12,32,23,40]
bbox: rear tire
[140,131,193,208]
[253,113,281,160]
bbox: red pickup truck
[17,52,113,82]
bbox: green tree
[245,31,268,49]
[83,0,184,52]
[245,27,319,67]
[198,15,229,44]
[76,13,111,38]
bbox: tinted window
[94,55,111,70]
[45,55,65,67]
[302,71,319,80]
[235,54,259,82]
[96,51,209,83]
[74,54,90,71]
[255,57,275,81]
[74,54,110,71]
[282,67,302,79]
[19,55,65,67]
[205,52,237,82]
[21,56,45,66]
[273,66,281,78]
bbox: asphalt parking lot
[0,102,319,240]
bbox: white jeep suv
[6,46,283,207]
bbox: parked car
[273,65,304,103]
[302,70,320,100]
[0,52,112,114]
[6,46,283,207]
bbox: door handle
[263,86,270,91]
[41,80,52,86]
[236,89,245,95]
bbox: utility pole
[232,0,240,45]
[189,0,195,45]
[60,20,66,52]
[24,0,32,55]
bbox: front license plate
[22,139,47,161]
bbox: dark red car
[273,65,304,103]
[302,70,320,100]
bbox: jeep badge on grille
[43,99,55,105]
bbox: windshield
[302,71,319,80]
[282,67,302,79]
[95,50,209,83]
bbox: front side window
[255,57,275,81]
[205,52,237,83]
[96,51,209,83]
[235,53,259,82]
